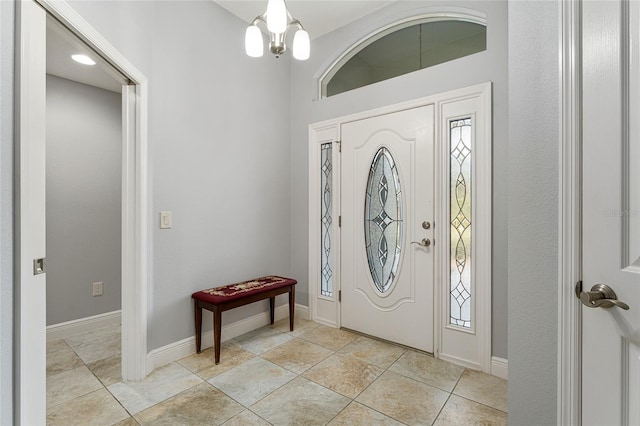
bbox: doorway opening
[45,13,125,399]
[16,1,149,423]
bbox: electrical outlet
[92,281,103,297]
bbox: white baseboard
[491,356,508,380]
[46,310,122,341]
[311,317,338,328]
[439,353,483,372]
[146,303,309,374]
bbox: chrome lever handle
[411,238,431,247]
[579,283,630,310]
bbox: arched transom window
[320,14,487,98]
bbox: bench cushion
[192,276,297,305]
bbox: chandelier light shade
[292,29,310,60]
[245,25,264,58]
[245,0,310,60]
[266,0,287,34]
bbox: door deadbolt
[422,221,431,229]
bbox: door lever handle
[411,238,431,247]
[578,283,630,310]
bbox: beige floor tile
[64,324,120,347]
[328,402,403,425]
[221,410,271,426]
[337,336,406,369]
[47,346,84,377]
[47,339,70,354]
[434,394,508,426]
[71,332,121,364]
[453,369,508,412]
[47,365,103,408]
[389,350,465,392]
[114,418,140,426]
[233,326,294,355]
[88,355,122,386]
[47,388,129,426]
[303,354,383,398]
[177,343,255,380]
[134,382,243,426]
[298,325,357,351]
[108,363,203,414]
[356,371,449,425]
[251,377,350,425]
[271,316,320,336]
[209,357,296,407]
[262,338,332,374]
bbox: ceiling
[47,1,397,93]
[214,1,397,39]
[47,16,125,93]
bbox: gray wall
[289,0,509,358]
[0,0,14,423]
[66,0,292,351]
[46,75,122,325]
[507,1,559,423]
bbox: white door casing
[341,106,434,352]
[308,83,492,372]
[581,1,640,424]
[16,1,149,422]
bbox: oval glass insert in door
[364,146,403,293]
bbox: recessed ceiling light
[71,54,96,66]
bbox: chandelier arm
[250,15,266,27]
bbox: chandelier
[244,0,310,60]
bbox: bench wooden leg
[213,308,222,364]
[194,300,203,353]
[289,285,295,332]
[269,297,275,325]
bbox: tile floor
[46,318,508,425]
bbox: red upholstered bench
[192,276,297,364]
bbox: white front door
[340,106,434,352]
[582,1,640,424]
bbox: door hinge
[339,216,342,227]
[338,290,341,302]
[336,140,341,153]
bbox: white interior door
[341,106,434,352]
[582,1,640,424]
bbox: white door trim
[558,0,582,424]
[16,2,149,421]
[37,0,150,382]
[308,83,492,372]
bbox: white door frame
[16,0,149,422]
[558,0,582,424]
[308,83,492,372]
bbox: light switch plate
[160,211,172,229]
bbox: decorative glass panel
[364,147,403,293]
[450,118,472,328]
[320,143,333,297]
[323,19,486,98]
